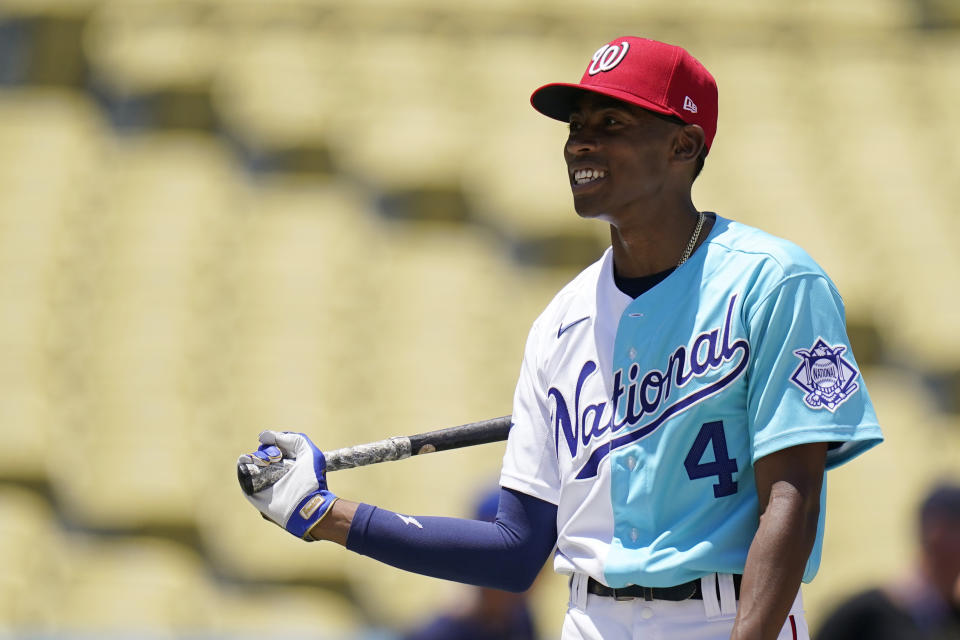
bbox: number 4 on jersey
[684,421,739,498]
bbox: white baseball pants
[563,573,809,640]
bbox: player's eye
[568,120,582,133]
[604,116,621,127]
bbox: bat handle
[325,436,411,472]
[238,459,294,495]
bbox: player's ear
[671,124,706,165]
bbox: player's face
[564,94,681,222]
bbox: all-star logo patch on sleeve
[791,338,860,412]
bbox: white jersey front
[500,215,882,588]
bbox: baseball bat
[238,415,512,495]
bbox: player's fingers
[237,452,261,467]
[250,450,273,466]
[259,445,282,462]
[244,444,282,467]
[268,431,311,457]
[257,430,280,446]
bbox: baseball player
[239,36,883,640]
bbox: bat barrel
[408,416,511,454]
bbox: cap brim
[531,82,679,123]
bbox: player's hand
[238,431,338,540]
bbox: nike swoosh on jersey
[395,514,423,528]
[558,316,590,338]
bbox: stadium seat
[83,1,221,94]
[323,33,472,193]
[56,535,218,630]
[0,487,66,628]
[83,1,221,129]
[800,0,914,29]
[210,28,338,166]
[43,131,242,528]
[210,583,361,637]
[0,88,106,482]
[0,485,363,635]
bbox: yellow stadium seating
[211,583,361,636]
[0,88,106,481]
[83,1,222,94]
[210,28,339,154]
[0,487,66,629]
[42,131,242,527]
[0,485,361,635]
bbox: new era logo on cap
[530,36,719,152]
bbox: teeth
[573,169,607,185]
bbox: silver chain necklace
[677,211,706,267]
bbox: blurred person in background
[814,481,960,640]
[402,487,538,640]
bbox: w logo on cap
[588,42,630,76]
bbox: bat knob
[238,464,256,496]
[238,459,294,495]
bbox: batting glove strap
[288,489,339,540]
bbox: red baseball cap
[531,37,718,152]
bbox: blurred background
[0,0,958,638]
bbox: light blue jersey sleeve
[745,272,882,468]
[745,271,882,582]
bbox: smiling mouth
[572,168,607,186]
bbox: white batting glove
[239,431,338,540]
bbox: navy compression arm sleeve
[345,487,557,592]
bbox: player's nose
[564,132,598,159]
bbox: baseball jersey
[500,214,883,589]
